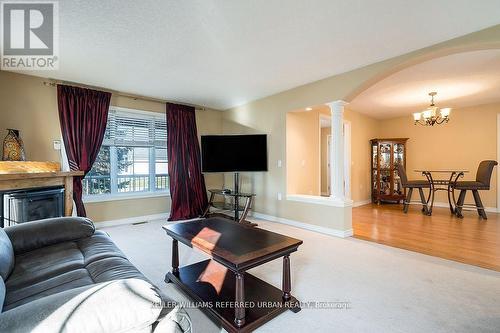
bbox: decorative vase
[3,129,26,161]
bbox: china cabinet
[370,138,408,204]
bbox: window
[83,107,168,197]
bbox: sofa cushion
[86,256,149,283]
[0,228,14,280]
[77,230,128,264]
[5,241,84,290]
[3,269,94,311]
[4,231,151,311]
[5,231,132,291]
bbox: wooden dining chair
[453,160,497,219]
[397,164,431,215]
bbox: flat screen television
[201,134,268,172]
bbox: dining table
[413,169,469,215]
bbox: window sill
[286,194,353,207]
[83,191,170,203]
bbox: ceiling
[21,0,500,110]
[349,49,500,119]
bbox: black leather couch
[0,217,190,332]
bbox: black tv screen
[201,135,268,172]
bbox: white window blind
[104,108,167,148]
[83,107,169,197]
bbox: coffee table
[163,217,303,333]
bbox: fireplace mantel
[0,170,83,180]
[0,162,84,216]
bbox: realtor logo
[1,1,59,70]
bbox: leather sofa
[0,217,191,333]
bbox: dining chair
[397,164,431,215]
[453,160,498,219]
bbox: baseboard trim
[409,201,498,213]
[252,211,353,238]
[286,194,353,207]
[353,199,372,207]
[95,210,354,238]
[96,212,170,228]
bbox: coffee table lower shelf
[165,259,300,333]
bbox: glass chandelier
[413,92,451,126]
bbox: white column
[327,100,348,201]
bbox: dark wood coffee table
[163,217,303,333]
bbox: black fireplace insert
[1,187,65,228]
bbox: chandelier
[413,92,451,126]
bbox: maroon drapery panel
[57,85,111,217]
[166,103,208,220]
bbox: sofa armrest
[5,217,95,254]
[0,278,163,333]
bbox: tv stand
[233,172,240,221]
[202,173,256,224]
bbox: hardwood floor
[352,203,500,271]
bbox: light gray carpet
[102,218,500,333]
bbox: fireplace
[1,187,65,227]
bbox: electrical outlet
[277,192,282,201]
[277,160,282,168]
[53,140,61,150]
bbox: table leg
[429,188,435,215]
[446,186,454,214]
[282,255,291,301]
[446,172,456,214]
[449,172,463,215]
[451,189,458,214]
[421,172,433,215]
[234,272,245,327]
[172,239,179,274]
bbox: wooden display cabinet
[370,138,408,204]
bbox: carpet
[102,217,500,332]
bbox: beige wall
[344,108,381,203]
[377,103,498,208]
[0,71,224,223]
[0,72,61,162]
[286,111,321,196]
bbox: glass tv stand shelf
[202,189,255,224]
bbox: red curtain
[166,103,208,220]
[57,85,111,217]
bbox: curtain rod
[42,79,207,111]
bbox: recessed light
[305,107,313,111]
